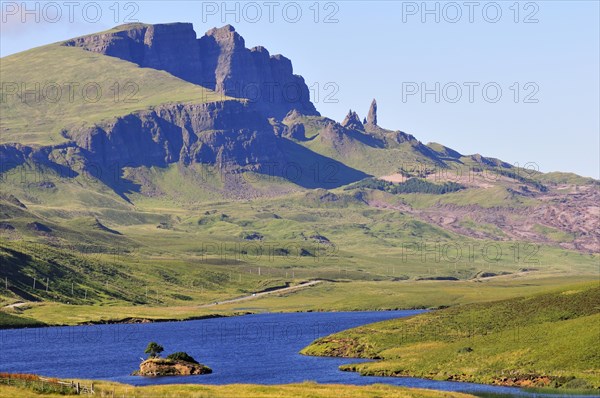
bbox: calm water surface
[0,311,592,397]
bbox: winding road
[197,280,323,308]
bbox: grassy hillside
[302,282,600,390]
[0,312,44,329]
[0,44,227,145]
[287,116,444,177]
[1,169,598,327]
[210,274,598,312]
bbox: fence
[0,373,94,395]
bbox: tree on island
[144,342,164,359]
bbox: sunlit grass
[302,282,600,389]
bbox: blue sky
[1,1,599,178]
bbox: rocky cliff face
[0,97,367,194]
[64,23,203,84]
[133,358,212,376]
[341,110,364,131]
[66,100,287,172]
[366,99,378,127]
[64,23,319,120]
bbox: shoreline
[2,276,594,330]
[1,307,596,394]
[0,312,250,331]
[0,307,430,330]
[0,278,431,330]
[336,366,600,392]
[2,370,596,396]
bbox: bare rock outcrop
[284,123,307,141]
[341,110,364,131]
[366,99,378,126]
[65,100,287,172]
[133,358,212,376]
[64,23,319,120]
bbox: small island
[132,342,212,377]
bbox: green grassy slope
[302,282,600,389]
[0,312,44,329]
[286,116,444,177]
[0,154,597,329]
[1,174,597,327]
[0,44,227,145]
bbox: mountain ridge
[1,22,542,183]
[63,22,319,120]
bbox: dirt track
[197,280,323,308]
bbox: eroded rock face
[133,359,212,377]
[64,23,203,83]
[66,100,286,170]
[320,122,346,143]
[285,123,306,141]
[341,110,364,130]
[366,99,377,126]
[64,23,319,120]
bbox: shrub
[166,352,199,364]
[563,378,592,389]
[344,177,465,195]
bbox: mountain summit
[64,23,319,119]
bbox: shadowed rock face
[66,100,286,170]
[285,123,307,141]
[63,23,203,83]
[64,23,319,120]
[367,99,377,126]
[0,97,367,197]
[341,110,364,131]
